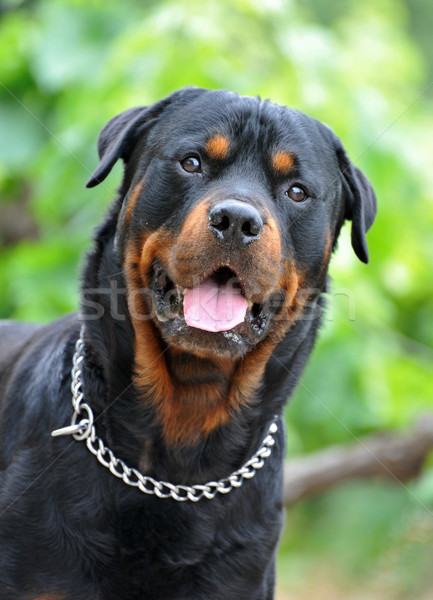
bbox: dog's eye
[286,185,308,202]
[181,156,202,173]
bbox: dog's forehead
[164,92,313,141]
[158,91,334,166]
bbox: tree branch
[283,414,433,505]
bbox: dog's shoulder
[0,314,80,459]
[0,314,79,376]
[0,321,42,368]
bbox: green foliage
[278,480,433,598]
[1,0,432,596]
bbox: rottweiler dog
[0,87,376,600]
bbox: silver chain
[51,331,279,502]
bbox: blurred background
[0,0,432,597]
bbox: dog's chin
[157,319,256,359]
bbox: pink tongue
[183,277,248,332]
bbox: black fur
[0,88,376,600]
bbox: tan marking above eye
[272,150,295,175]
[205,134,231,160]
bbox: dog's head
[87,88,376,361]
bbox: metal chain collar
[51,331,279,502]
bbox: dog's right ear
[86,88,206,188]
[337,148,377,264]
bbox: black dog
[0,88,376,600]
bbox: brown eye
[181,156,201,173]
[286,185,308,202]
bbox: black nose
[208,200,263,249]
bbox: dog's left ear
[85,103,164,188]
[336,145,377,264]
[86,87,206,188]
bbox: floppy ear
[86,87,206,188]
[337,147,377,264]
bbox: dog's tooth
[174,284,185,296]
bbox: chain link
[51,329,279,502]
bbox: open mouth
[149,264,282,343]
